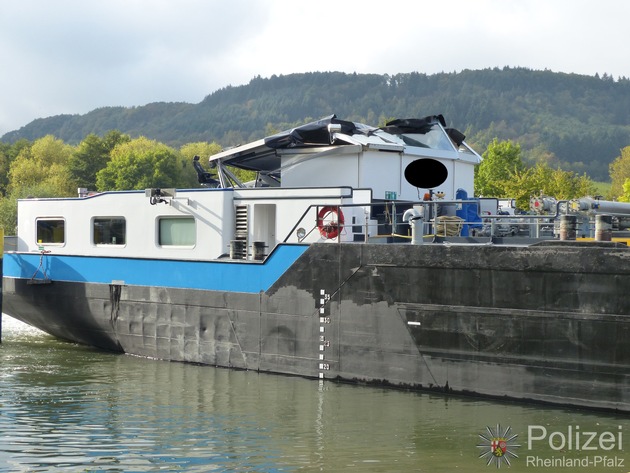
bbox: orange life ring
[317,206,344,239]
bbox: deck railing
[282,198,628,245]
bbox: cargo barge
[3,115,629,411]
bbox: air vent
[232,205,249,259]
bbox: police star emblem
[477,424,520,467]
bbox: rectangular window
[36,219,65,244]
[93,217,126,245]
[159,217,195,246]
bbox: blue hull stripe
[3,244,309,293]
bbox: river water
[0,315,628,473]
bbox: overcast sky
[1,0,629,136]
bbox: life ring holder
[317,206,345,239]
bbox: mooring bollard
[252,241,266,260]
[230,240,246,259]
[595,214,612,242]
[559,215,576,241]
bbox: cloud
[1,0,629,136]
[0,0,270,134]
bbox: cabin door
[252,204,276,260]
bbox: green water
[0,315,628,472]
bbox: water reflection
[1,315,628,472]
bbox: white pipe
[403,208,424,245]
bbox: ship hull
[3,242,630,411]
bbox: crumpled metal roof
[207,114,464,172]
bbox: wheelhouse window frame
[92,217,126,246]
[158,216,196,248]
[36,218,65,246]
[374,124,456,151]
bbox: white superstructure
[15,115,480,261]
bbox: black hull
[4,242,630,411]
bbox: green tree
[0,144,12,196]
[8,135,75,197]
[503,162,595,209]
[0,196,17,235]
[619,178,630,202]
[68,131,130,191]
[475,139,525,197]
[609,146,630,199]
[179,142,222,162]
[0,183,66,235]
[102,130,131,151]
[96,137,183,191]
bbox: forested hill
[3,68,630,181]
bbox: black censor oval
[404,158,448,189]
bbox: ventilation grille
[232,205,249,259]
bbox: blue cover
[456,189,482,236]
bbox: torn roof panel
[207,114,475,172]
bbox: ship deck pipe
[403,208,423,245]
[572,198,630,215]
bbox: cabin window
[401,126,454,151]
[93,217,126,245]
[159,217,196,246]
[36,218,65,245]
[375,123,455,151]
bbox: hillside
[3,68,630,181]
